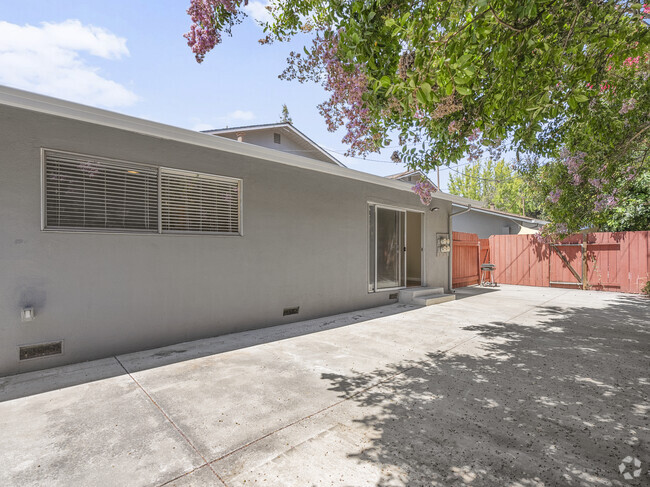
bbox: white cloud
[228,110,255,121]
[0,19,138,108]
[244,1,273,24]
[190,110,257,131]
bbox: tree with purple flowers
[185,0,649,233]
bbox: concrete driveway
[1,285,648,486]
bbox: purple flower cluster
[547,189,562,203]
[412,180,437,205]
[559,148,586,185]
[185,0,246,63]
[304,35,376,155]
[619,98,637,114]
[624,166,637,181]
[588,178,604,190]
[594,194,618,212]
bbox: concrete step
[412,293,456,306]
[398,287,444,301]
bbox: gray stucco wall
[0,106,451,375]
[453,211,518,238]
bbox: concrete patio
[1,285,648,486]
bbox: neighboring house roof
[451,202,547,226]
[202,122,345,167]
[386,170,439,190]
[385,166,546,226]
[0,85,477,206]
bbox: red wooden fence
[479,238,490,265]
[452,231,481,287]
[488,231,650,294]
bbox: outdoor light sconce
[21,307,35,322]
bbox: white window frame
[41,148,243,236]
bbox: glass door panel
[376,207,405,289]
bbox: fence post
[581,234,588,290]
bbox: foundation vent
[389,293,399,300]
[283,306,300,316]
[19,341,63,361]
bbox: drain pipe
[448,205,472,292]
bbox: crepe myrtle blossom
[559,148,586,185]
[588,178,604,190]
[185,0,248,63]
[412,180,437,205]
[620,98,637,114]
[548,189,562,203]
[594,194,619,212]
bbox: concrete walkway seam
[113,355,229,487]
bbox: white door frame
[369,203,425,292]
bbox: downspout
[448,205,471,292]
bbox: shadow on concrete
[321,294,650,486]
[0,303,421,402]
[451,285,500,300]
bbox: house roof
[386,169,423,180]
[385,166,545,225]
[451,203,547,225]
[0,85,478,206]
[386,169,439,189]
[202,122,345,167]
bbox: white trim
[369,203,426,293]
[367,201,426,213]
[0,85,464,205]
[451,203,547,225]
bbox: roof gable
[203,123,344,167]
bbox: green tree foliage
[186,0,650,234]
[448,160,541,216]
[601,168,650,231]
[280,103,292,124]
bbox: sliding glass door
[369,206,406,291]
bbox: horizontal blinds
[44,151,159,231]
[161,169,240,234]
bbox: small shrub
[643,280,650,296]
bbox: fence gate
[549,242,586,289]
[452,231,481,288]
[488,231,650,294]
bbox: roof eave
[0,85,465,205]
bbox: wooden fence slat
[486,231,649,294]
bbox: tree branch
[488,4,523,32]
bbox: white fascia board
[451,203,547,224]
[0,85,467,204]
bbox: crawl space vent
[389,293,399,300]
[283,306,300,316]
[19,341,62,360]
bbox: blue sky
[0,1,456,189]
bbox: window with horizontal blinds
[42,150,242,235]
[44,151,159,231]
[161,169,240,234]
